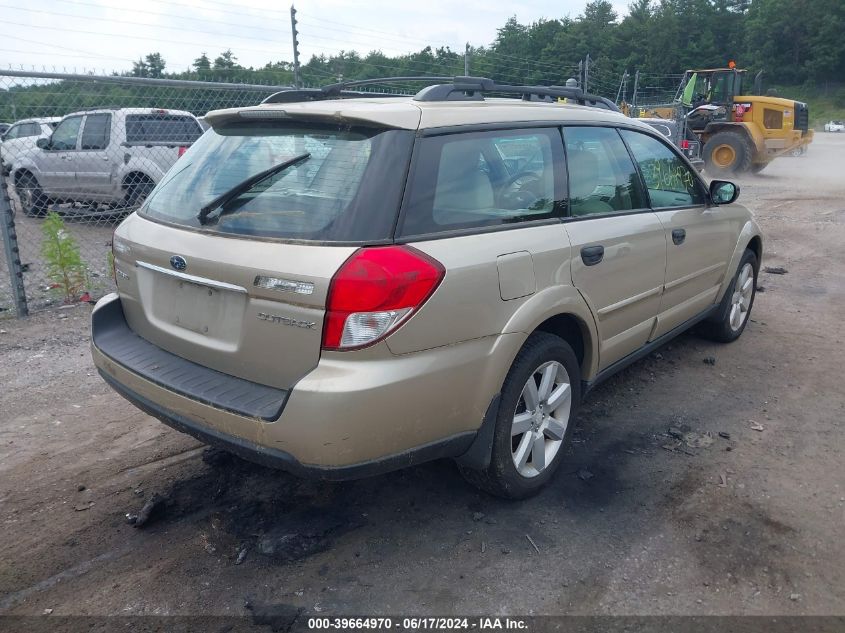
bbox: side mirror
[710,180,739,205]
[36,137,50,149]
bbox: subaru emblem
[170,255,187,271]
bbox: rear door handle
[672,228,686,245]
[580,245,604,266]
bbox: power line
[3,34,136,63]
[0,47,133,63]
[0,6,292,48]
[35,0,294,37]
[2,20,293,59]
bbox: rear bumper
[92,294,522,477]
[98,368,474,480]
[92,297,289,421]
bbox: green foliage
[213,49,238,70]
[193,53,211,71]
[40,212,88,304]
[132,53,166,78]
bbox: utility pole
[632,69,640,108]
[584,54,591,93]
[464,42,470,76]
[616,70,629,104]
[578,60,583,88]
[290,5,302,88]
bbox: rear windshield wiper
[197,152,311,225]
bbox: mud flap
[454,394,501,470]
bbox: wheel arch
[533,313,593,380]
[717,220,763,301]
[501,285,600,381]
[746,234,763,265]
[121,169,156,189]
[13,167,36,185]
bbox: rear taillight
[322,246,445,351]
[680,139,690,150]
[177,146,188,158]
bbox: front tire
[701,249,758,343]
[703,130,753,177]
[17,173,49,217]
[459,332,581,499]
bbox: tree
[213,49,239,70]
[193,52,211,71]
[130,57,149,78]
[145,53,166,78]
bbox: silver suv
[91,78,761,498]
[12,108,203,216]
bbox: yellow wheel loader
[678,67,813,175]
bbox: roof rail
[262,76,452,104]
[414,77,620,111]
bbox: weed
[40,211,88,303]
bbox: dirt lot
[1,135,844,622]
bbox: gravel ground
[1,135,844,622]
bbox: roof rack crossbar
[320,76,453,94]
[414,76,620,111]
[262,76,453,104]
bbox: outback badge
[170,255,188,271]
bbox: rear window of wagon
[140,122,415,242]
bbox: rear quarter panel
[390,223,598,379]
[391,224,574,353]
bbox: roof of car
[12,117,61,125]
[62,108,196,118]
[206,96,653,133]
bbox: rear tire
[701,249,758,343]
[459,332,581,499]
[16,173,49,217]
[123,175,155,209]
[703,130,753,177]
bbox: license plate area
[169,279,219,334]
[137,264,249,348]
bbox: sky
[1,0,629,74]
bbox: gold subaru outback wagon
[92,77,761,498]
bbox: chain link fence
[0,70,289,317]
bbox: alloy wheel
[510,361,572,478]
[730,262,754,331]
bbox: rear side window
[563,126,645,216]
[81,114,111,150]
[13,123,40,138]
[125,114,203,144]
[400,129,563,237]
[141,122,414,242]
[620,129,705,208]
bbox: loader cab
[681,68,753,133]
[681,68,747,108]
